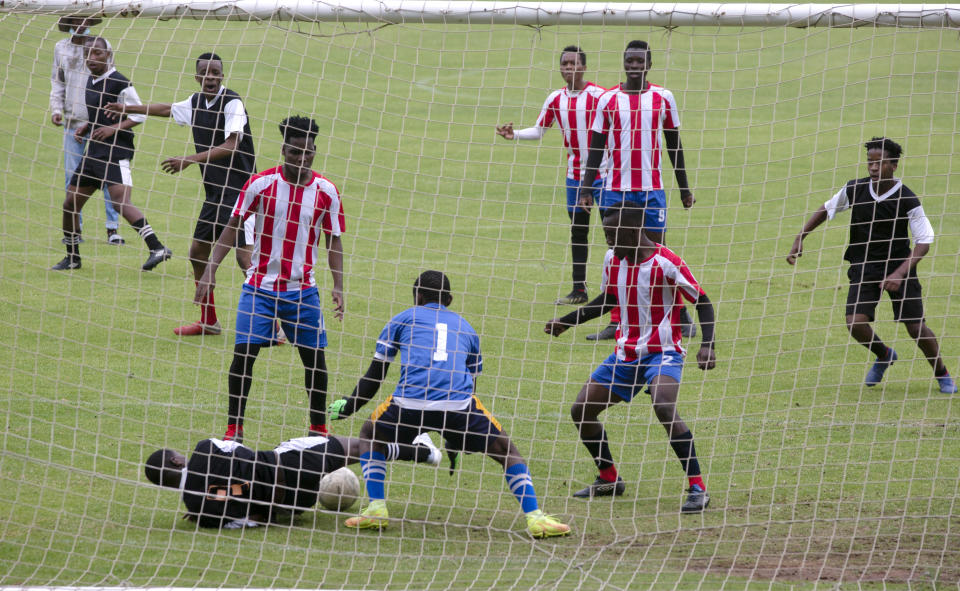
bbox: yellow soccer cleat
[526,510,571,539]
[345,500,389,530]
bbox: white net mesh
[1,5,959,589]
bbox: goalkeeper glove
[328,398,349,421]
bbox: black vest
[842,177,920,266]
[189,89,257,201]
[85,70,136,162]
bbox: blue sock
[505,463,539,514]
[359,451,387,501]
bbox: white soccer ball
[317,467,361,512]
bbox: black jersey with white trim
[840,177,922,265]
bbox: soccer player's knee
[570,400,586,424]
[358,420,374,440]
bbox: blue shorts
[589,351,684,401]
[600,190,667,231]
[235,284,327,348]
[565,177,604,214]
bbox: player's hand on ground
[90,125,118,141]
[696,345,716,370]
[161,156,192,174]
[786,237,803,265]
[102,102,125,120]
[73,124,89,142]
[331,288,344,320]
[544,318,571,337]
[680,190,695,209]
[328,398,348,421]
[51,113,63,126]
[495,123,515,140]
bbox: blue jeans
[64,127,119,231]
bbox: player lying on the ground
[787,136,956,394]
[327,270,571,539]
[144,433,441,528]
[545,202,716,512]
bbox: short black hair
[864,136,903,163]
[279,115,319,144]
[413,270,453,307]
[624,40,651,64]
[561,45,586,67]
[602,201,645,228]
[144,448,179,487]
[196,52,223,70]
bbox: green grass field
[0,13,959,590]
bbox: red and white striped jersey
[233,165,345,292]
[601,245,704,361]
[591,83,680,191]
[534,82,609,181]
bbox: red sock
[598,466,618,483]
[689,475,705,490]
[205,287,217,325]
[224,423,242,440]
[310,423,328,435]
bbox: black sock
[581,427,615,471]
[228,344,261,427]
[569,208,590,292]
[298,347,328,427]
[670,430,701,477]
[131,218,163,251]
[63,234,80,258]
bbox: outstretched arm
[104,102,173,119]
[329,359,391,420]
[694,293,717,370]
[663,128,693,208]
[545,291,616,337]
[786,206,828,265]
[161,134,239,174]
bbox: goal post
[1,2,958,588]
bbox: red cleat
[223,424,244,443]
[173,321,222,336]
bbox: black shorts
[846,262,925,323]
[368,395,504,454]
[70,154,131,188]
[276,435,346,510]
[193,191,247,248]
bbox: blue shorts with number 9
[590,351,684,401]
[235,284,327,348]
[600,189,667,232]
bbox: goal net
[1,3,958,588]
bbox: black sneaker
[681,486,710,513]
[142,247,172,271]
[556,290,588,305]
[52,256,81,271]
[573,476,625,498]
[107,230,125,245]
[586,323,617,341]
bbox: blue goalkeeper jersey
[374,303,482,410]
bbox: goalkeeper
[327,270,571,539]
[144,433,441,529]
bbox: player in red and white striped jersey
[579,40,697,339]
[496,46,609,306]
[196,116,345,443]
[545,203,716,512]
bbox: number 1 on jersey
[433,322,449,361]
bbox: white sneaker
[412,433,442,467]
